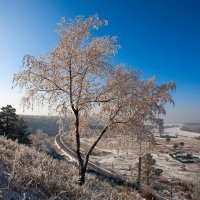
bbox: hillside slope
[0,137,141,200]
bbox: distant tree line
[0,105,31,145]
[181,124,200,133]
[21,115,63,136]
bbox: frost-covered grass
[0,136,141,200]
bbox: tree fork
[78,126,108,185]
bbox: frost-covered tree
[13,15,175,185]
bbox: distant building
[174,151,192,159]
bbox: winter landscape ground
[0,115,200,200]
[61,125,200,199]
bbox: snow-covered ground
[63,125,200,199]
[79,126,200,183]
[153,153,199,182]
[165,127,200,138]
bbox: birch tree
[13,15,175,185]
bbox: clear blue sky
[0,0,200,123]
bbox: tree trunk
[78,165,87,185]
[74,110,85,185]
[146,169,150,185]
[136,155,142,191]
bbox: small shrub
[173,143,179,151]
[141,186,158,200]
[152,184,164,190]
[166,136,171,143]
[193,177,200,200]
[184,192,191,199]
[195,136,200,140]
[179,142,184,147]
[176,180,189,192]
[181,164,186,171]
[153,168,163,176]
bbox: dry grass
[0,136,141,200]
[141,186,158,200]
